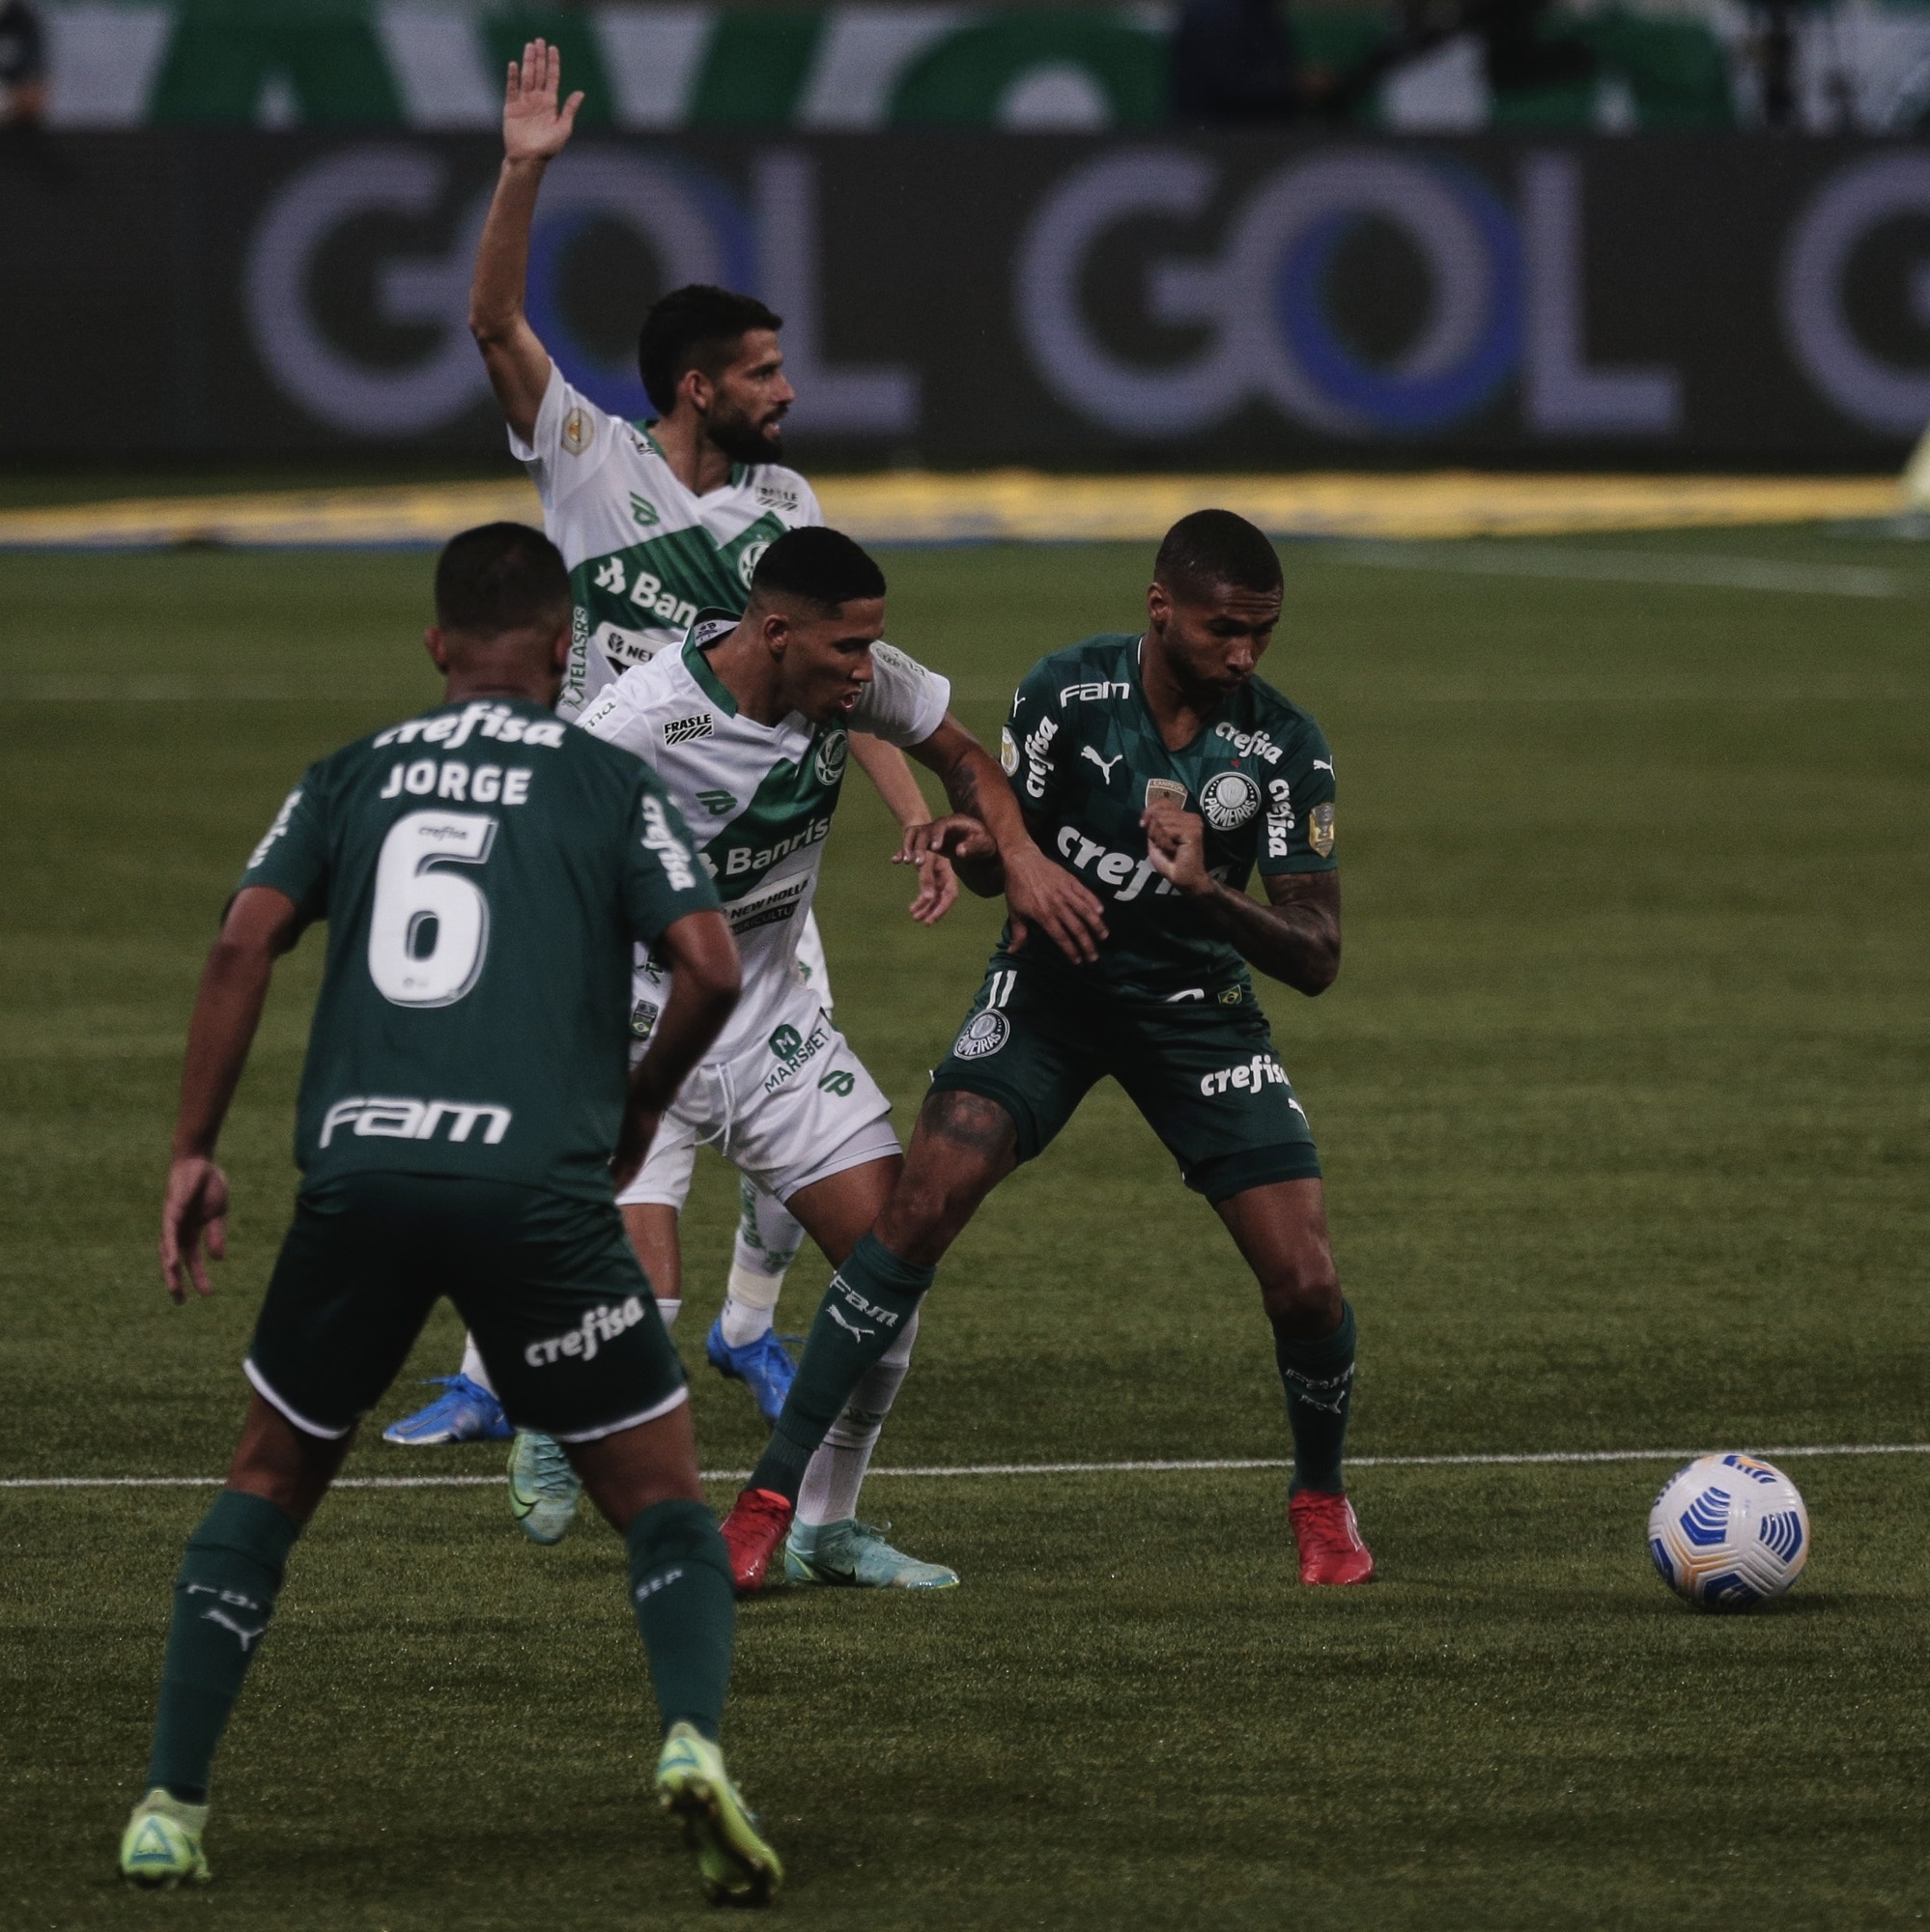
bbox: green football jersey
[236,696,722,1201]
[999,634,1337,1000]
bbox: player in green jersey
[721,510,1375,1593]
[118,526,782,1907]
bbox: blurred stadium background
[6,5,1930,1928]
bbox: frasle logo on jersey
[524,1295,648,1369]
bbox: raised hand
[159,1155,230,1304]
[503,38,583,164]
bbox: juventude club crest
[952,1010,1009,1060]
[813,729,849,786]
[737,539,770,588]
[1201,770,1262,830]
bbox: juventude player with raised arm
[118,526,784,1907]
[382,39,951,1470]
[572,525,1106,1590]
[722,511,1375,1593]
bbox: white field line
[1328,542,1903,599]
[4,1443,1929,1491]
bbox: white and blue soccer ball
[1647,1453,1809,1610]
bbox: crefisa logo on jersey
[1201,770,1262,831]
[813,729,849,786]
[953,1010,1010,1060]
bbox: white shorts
[618,1001,897,1211]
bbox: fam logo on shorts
[953,1009,1009,1060]
[813,728,849,786]
[1201,770,1262,831]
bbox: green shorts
[928,952,1320,1203]
[245,1173,685,1443]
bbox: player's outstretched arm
[850,730,959,923]
[1142,804,1341,994]
[612,909,741,1192]
[160,886,302,1303]
[469,38,582,443]
[905,716,1108,964]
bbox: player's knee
[1259,1252,1341,1333]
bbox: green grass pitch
[4,529,1928,1928]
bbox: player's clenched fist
[503,38,583,163]
[1141,803,1212,896]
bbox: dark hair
[750,526,887,612]
[638,285,783,416]
[434,523,570,636]
[1153,509,1283,600]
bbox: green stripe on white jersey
[577,621,951,1061]
[510,366,822,721]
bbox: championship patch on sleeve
[561,407,593,456]
[1000,725,1018,776]
[1310,803,1336,856]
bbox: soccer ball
[1647,1453,1809,1610]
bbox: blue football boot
[380,1374,511,1446]
[704,1319,797,1426]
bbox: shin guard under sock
[146,1490,302,1804]
[627,1499,736,1741]
[748,1234,932,1503]
[1271,1300,1357,1495]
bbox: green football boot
[783,1517,960,1590]
[654,1721,783,1907]
[507,1429,582,1545]
[118,1788,211,1889]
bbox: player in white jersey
[553,525,1104,1586]
[381,40,951,1481]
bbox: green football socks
[627,1499,736,1743]
[1271,1300,1358,1495]
[747,1234,933,1503]
[146,1489,302,1804]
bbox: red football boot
[720,1488,794,1595]
[1289,1490,1375,1585]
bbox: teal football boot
[507,1429,582,1545]
[784,1517,959,1590]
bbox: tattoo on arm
[1200,869,1341,995]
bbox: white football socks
[795,1309,920,1529]
[459,1333,496,1398]
[719,1264,781,1348]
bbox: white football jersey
[578,623,951,1062]
[510,365,823,721]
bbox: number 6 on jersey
[368,811,498,1008]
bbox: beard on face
[703,395,784,466]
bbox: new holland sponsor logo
[320,1095,512,1147]
[1212,722,1285,765]
[525,1295,647,1368]
[663,712,714,747]
[726,869,810,936]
